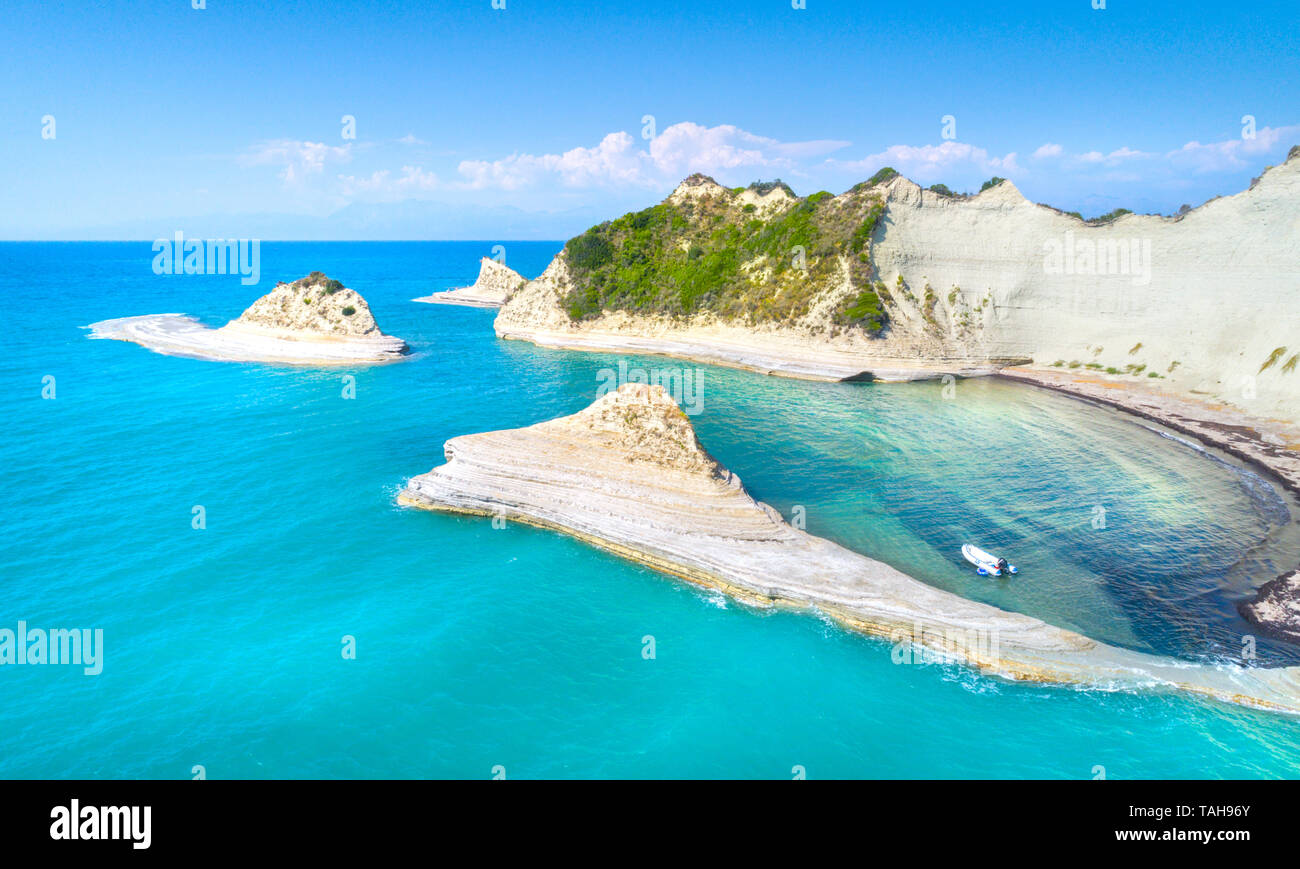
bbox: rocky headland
[414,257,526,308]
[89,272,409,364]
[494,149,1300,421]
[400,382,1300,713]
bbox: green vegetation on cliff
[285,271,346,294]
[560,178,889,333]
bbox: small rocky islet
[89,271,408,365]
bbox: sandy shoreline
[497,323,1025,382]
[88,314,410,365]
[400,383,1300,714]
[997,367,1300,497]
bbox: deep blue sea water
[3,241,1300,779]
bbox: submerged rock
[1241,570,1300,643]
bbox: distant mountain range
[11,199,605,241]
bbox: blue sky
[3,0,1298,239]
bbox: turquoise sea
[4,241,1300,779]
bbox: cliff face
[414,257,526,308]
[871,157,1300,421]
[235,272,383,336]
[496,150,1300,420]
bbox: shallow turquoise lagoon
[2,242,1299,778]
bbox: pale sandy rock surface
[735,184,796,217]
[88,273,408,364]
[665,172,730,206]
[234,274,381,336]
[413,258,526,308]
[401,383,1300,713]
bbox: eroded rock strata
[400,383,1300,713]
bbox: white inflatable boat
[961,543,1018,577]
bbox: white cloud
[1107,146,1152,161]
[239,140,353,184]
[338,166,439,200]
[829,141,1019,181]
[458,131,643,190]
[456,123,849,190]
[1047,131,1299,175]
[232,122,1300,220]
[397,134,429,146]
[643,122,846,175]
[1070,146,1155,167]
[1166,124,1300,173]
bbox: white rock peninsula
[89,272,409,365]
[400,382,1300,714]
[413,257,526,308]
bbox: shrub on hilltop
[291,271,346,294]
[748,179,797,197]
[866,167,899,186]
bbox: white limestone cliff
[495,150,1300,421]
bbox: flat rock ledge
[89,273,409,365]
[414,258,526,308]
[400,382,1300,714]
